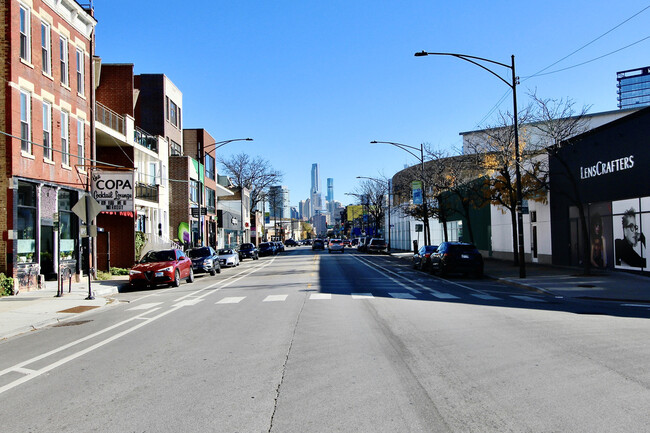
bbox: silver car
[218,248,240,267]
[328,239,345,253]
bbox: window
[43,101,52,159]
[77,119,84,165]
[20,90,31,153]
[59,37,68,86]
[170,139,182,156]
[206,188,216,214]
[58,190,78,261]
[76,48,84,95]
[189,180,199,204]
[169,100,178,127]
[41,22,51,74]
[61,111,69,165]
[205,154,215,180]
[20,5,31,62]
[149,162,158,184]
[17,182,37,263]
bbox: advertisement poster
[612,197,647,270]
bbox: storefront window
[58,190,78,261]
[17,182,37,263]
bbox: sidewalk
[0,276,126,341]
[392,251,650,303]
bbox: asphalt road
[1,246,649,432]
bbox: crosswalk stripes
[209,292,549,305]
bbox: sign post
[72,193,103,300]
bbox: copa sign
[91,171,134,212]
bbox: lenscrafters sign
[91,171,134,212]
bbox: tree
[353,179,389,237]
[528,93,591,273]
[217,153,283,213]
[267,186,284,241]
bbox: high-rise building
[310,163,322,217]
[617,67,650,109]
[326,178,334,203]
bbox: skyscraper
[617,66,650,109]
[269,186,290,219]
[310,163,322,218]
[326,178,334,203]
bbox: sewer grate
[53,320,92,327]
[57,305,100,314]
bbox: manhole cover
[57,305,100,314]
[53,320,92,327]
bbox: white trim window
[43,101,52,160]
[76,48,84,95]
[20,90,31,153]
[41,21,51,75]
[61,111,69,165]
[77,119,84,165]
[60,36,68,86]
[20,4,31,62]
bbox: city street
[1,246,649,432]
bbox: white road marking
[127,302,163,311]
[621,304,650,308]
[428,290,460,299]
[216,297,246,304]
[351,293,374,299]
[173,299,204,307]
[389,293,417,299]
[263,295,288,302]
[310,293,331,300]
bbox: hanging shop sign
[91,171,135,212]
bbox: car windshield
[331,240,342,244]
[425,246,438,253]
[187,247,211,258]
[371,239,386,246]
[140,250,175,263]
[218,249,233,255]
[259,243,271,248]
[240,243,254,249]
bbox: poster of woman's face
[612,198,647,270]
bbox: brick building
[1,0,96,289]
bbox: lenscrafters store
[550,107,650,273]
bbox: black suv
[186,246,221,276]
[238,243,259,260]
[258,242,276,257]
[312,239,325,250]
[430,242,483,278]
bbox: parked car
[430,242,484,278]
[258,242,276,257]
[367,238,388,254]
[284,239,298,247]
[238,243,259,260]
[274,241,285,253]
[342,239,351,247]
[218,248,240,267]
[303,239,313,246]
[412,245,438,271]
[312,239,325,250]
[328,239,345,253]
[186,246,221,276]
[129,249,194,288]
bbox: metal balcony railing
[95,102,125,135]
[134,127,158,153]
[135,182,159,202]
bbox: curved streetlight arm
[370,141,421,161]
[203,138,253,155]
[414,51,513,88]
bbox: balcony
[134,127,158,153]
[135,182,159,203]
[95,102,125,135]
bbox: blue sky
[93,0,650,208]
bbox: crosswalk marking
[310,293,331,300]
[511,295,546,303]
[351,293,374,299]
[264,295,288,302]
[429,290,460,299]
[127,302,163,311]
[389,293,417,299]
[471,294,500,300]
[173,299,204,307]
[216,297,246,304]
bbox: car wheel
[216,265,221,274]
[171,269,181,287]
[210,269,216,276]
[187,268,194,283]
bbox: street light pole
[415,51,526,278]
[370,140,430,246]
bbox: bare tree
[217,153,283,213]
[528,93,591,273]
[353,179,389,237]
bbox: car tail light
[424,253,430,257]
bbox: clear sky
[93,0,650,208]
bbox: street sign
[72,194,103,223]
[191,207,200,218]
